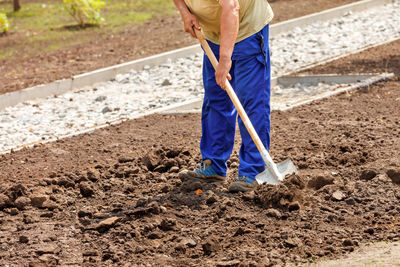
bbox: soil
[0,0,358,95]
[0,39,399,265]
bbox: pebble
[332,190,346,201]
[0,2,399,152]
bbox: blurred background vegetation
[0,0,175,59]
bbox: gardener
[174,0,274,192]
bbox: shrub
[0,12,9,33]
[63,0,105,27]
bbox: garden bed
[0,39,399,265]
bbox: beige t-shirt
[184,0,274,44]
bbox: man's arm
[173,0,201,38]
[216,0,239,90]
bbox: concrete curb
[0,0,394,111]
[277,73,395,111]
[159,73,394,115]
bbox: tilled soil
[0,41,399,266]
[0,0,358,94]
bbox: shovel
[194,29,297,185]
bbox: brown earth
[0,40,399,265]
[0,0,358,94]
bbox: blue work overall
[200,24,271,179]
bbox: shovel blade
[256,158,298,185]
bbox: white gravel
[1,2,399,152]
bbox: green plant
[0,12,9,33]
[62,0,105,27]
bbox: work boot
[178,159,225,182]
[228,176,258,193]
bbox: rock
[0,193,10,210]
[79,182,95,197]
[288,201,301,211]
[15,196,31,210]
[360,169,377,181]
[19,235,29,243]
[93,217,121,233]
[95,95,107,102]
[332,190,346,201]
[308,175,334,190]
[161,79,172,86]
[386,169,400,184]
[266,208,282,219]
[30,194,48,208]
[181,237,197,248]
[102,106,112,114]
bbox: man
[174,0,274,192]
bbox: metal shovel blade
[255,158,298,185]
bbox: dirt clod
[202,238,219,256]
[79,182,95,197]
[92,217,121,233]
[266,208,282,218]
[308,175,334,190]
[360,169,378,181]
[0,193,11,210]
[255,175,305,210]
[386,169,400,184]
[19,235,29,244]
[30,194,48,208]
[14,196,31,210]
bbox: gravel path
[1,1,399,152]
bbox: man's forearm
[219,0,239,60]
[174,0,191,18]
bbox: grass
[0,0,176,59]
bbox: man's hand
[215,56,232,90]
[173,0,201,38]
[182,13,201,38]
[218,0,239,90]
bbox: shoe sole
[179,170,225,183]
[228,183,257,193]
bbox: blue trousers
[201,25,271,179]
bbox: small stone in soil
[102,107,112,114]
[332,190,346,201]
